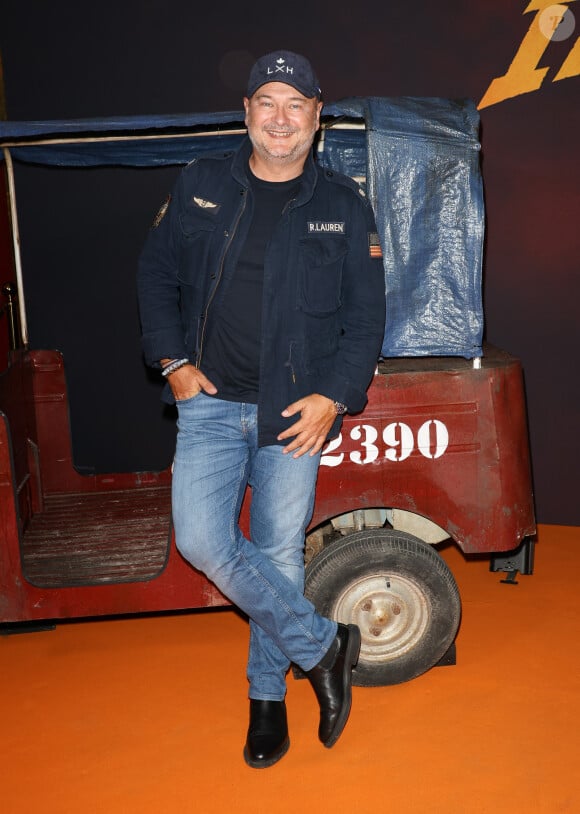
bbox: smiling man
[138,50,385,768]
[244,81,322,173]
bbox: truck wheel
[304,529,461,686]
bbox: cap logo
[267,57,294,77]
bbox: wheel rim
[333,573,430,664]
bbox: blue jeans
[172,394,337,701]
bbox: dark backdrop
[1,0,579,524]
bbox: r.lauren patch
[307,221,346,234]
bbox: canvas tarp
[0,97,484,358]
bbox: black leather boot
[243,699,290,769]
[306,623,361,748]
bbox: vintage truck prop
[0,98,536,686]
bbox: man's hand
[278,394,338,458]
[163,362,217,402]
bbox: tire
[304,529,461,686]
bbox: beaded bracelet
[161,358,190,377]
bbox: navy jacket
[137,138,386,446]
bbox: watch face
[334,402,347,415]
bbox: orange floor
[2,524,579,814]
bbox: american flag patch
[369,232,383,259]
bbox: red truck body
[0,345,535,625]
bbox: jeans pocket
[176,390,203,406]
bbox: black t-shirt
[201,169,301,403]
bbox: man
[138,50,385,768]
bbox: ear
[243,96,250,125]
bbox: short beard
[248,122,318,166]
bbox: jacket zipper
[285,341,297,384]
[196,190,247,367]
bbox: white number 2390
[320,420,449,467]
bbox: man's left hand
[278,394,338,458]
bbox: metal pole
[2,147,28,348]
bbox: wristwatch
[333,401,348,415]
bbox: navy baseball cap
[246,50,321,99]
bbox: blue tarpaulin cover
[0,97,484,358]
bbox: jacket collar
[231,136,318,205]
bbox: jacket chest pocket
[177,210,218,286]
[299,236,349,316]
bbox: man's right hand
[162,361,217,401]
